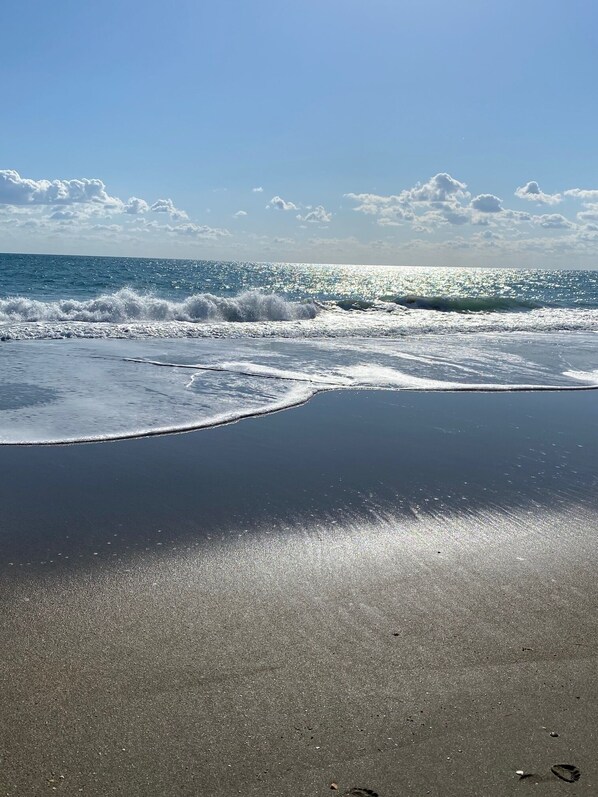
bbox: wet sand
[1,390,597,796]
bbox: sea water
[1,253,597,443]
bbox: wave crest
[334,295,540,313]
[0,289,319,324]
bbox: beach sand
[1,390,597,796]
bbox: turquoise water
[2,252,598,307]
[1,253,598,443]
[2,253,598,341]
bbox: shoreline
[3,381,598,447]
[3,331,598,446]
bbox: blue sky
[1,0,598,265]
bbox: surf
[0,288,319,324]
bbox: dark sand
[1,390,597,796]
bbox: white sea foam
[1,288,598,342]
[0,288,318,325]
[563,368,598,382]
[2,333,598,444]
[2,305,598,342]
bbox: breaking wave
[2,289,598,342]
[333,295,541,313]
[0,289,545,327]
[0,289,319,324]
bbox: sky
[1,0,598,266]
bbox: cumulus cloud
[347,171,588,237]
[576,226,598,243]
[169,223,231,239]
[515,181,562,205]
[267,195,298,211]
[564,188,598,201]
[476,229,502,241]
[470,194,503,213]
[576,207,598,223]
[0,167,245,253]
[150,198,188,220]
[439,206,470,225]
[125,197,149,214]
[0,169,123,208]
[298,205,332,224]
[3,164,591,260]
[344,192,404,214]
[0,168,199,230]
[345,173,470,229]
[0,215,47,229]
[345,193,416,226]
[89,223,122,234]
[345,170,584,241]
[378,208,416,226]
[532,213,573,229]
[403,172,469,203]
[502,208,532,221]
[48,209,83,220]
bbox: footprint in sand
[342,790,379,797]
[551,764,581,783]
[517,764,581,785]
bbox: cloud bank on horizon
[1,167,598,266]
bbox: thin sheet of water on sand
[1,331,598,443]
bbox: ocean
[1,252,598,444]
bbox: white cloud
[502,208,532,221]
[306,235,361,251]
[125,197,149,214]
[345,173,469,229]
[150,198,188,220]
[577,223,598,238]
[344,192,404,215]
[89,223,122,234]
[4,164,594,263]
[252,186,264,193]
[439,206,470,225]
[345,193,415,227]
[169,222,231,239]
[377,207,415,226]
[532,213,573,229]
[564,188,598,201]
[132,217,161,230]
[403,172,469,203]
[298,205,332,224]
[470,193,503,213]
[0,215,47,229]
[515,181,562,205]
[576,207,598,223]
[0,169,123,208]
[267,195,298,211]
[475,229,502,241]
[48,209,83,221]
[345,171,583,239]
